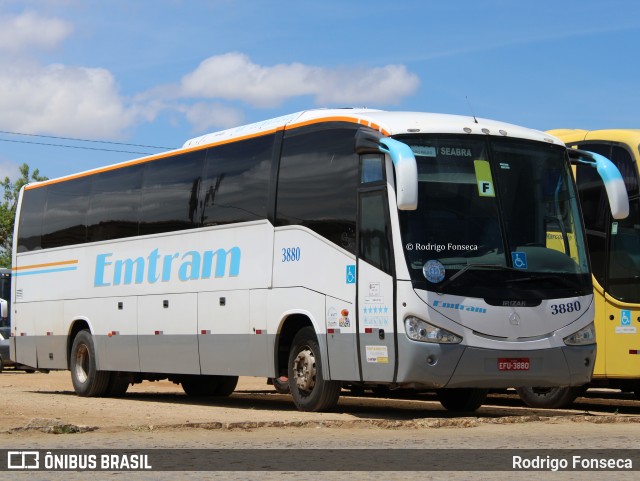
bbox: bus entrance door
[357,264,395,382]
[356,189,396,382]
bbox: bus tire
[212,375,238,397]
[181,375,219,397]
[70,330,111,397]
[105,372,130,397]
[272,376,290,394]
[182,375,238,397]
[0,356,4,373]
[288,327,341,412]
[436,388,488,412]
[516,386,584,408]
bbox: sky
[0,0,639,182]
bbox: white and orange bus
[10,109,628,412]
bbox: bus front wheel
[436,388,488,412]
[70,330,111,397]
[516,386,584,408]
[105,372,131,397]
[288,327,341,412]
[271,376,291,394]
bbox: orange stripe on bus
[25,116,389,190]
[284,116,389,135]
[13,259,79,271]
[24,126,285,190]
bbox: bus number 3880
[282,247,301,262]
[550,301,581,315]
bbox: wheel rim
[74,343,89,384]
[293,346,316,393]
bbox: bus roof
[547,128,640,146]
[26,108,561,190]
[184,108,559,149]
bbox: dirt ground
[1,370,640,480]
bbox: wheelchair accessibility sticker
[346,265,356,284]
[615,309,636,334]
[621,310,631,326]
[511,252,528,269]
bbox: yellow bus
[518,129,640,407]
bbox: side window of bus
[360,154,385,184]
[276,126,358,253]
[359,191,392,274]
[199,134,273,226]
[574,162,608,287]
[579,143,638,197]
[41,176,91,249]
[576,141,640,301]
[610,145,639,197]
[87,164,144,242]
[139,150,205,236]
[609,198,640,302]
[17,186,48,252]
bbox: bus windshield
[398,135,591,299]
[576,158,640,303]
[609,198,640,302]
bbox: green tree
[0,164,48,267]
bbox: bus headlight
[404,316,462,344]
[563,321,596,346]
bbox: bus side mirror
[378,138,418,210]
[568,149,629,220]
[354,129,418,210]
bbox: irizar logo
[432,299,487,314]
[94,247,241,287]
[502,300,527,307]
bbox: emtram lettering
[94,247,241,287]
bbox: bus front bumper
[396,338,596,389]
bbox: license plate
[498,358,530,371]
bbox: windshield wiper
[435,263,519,293]
[508,274,578,289]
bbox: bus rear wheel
[516,386,584,408]
[436,388,488,412]
[70,330,111,397]
[288,327,341,412]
